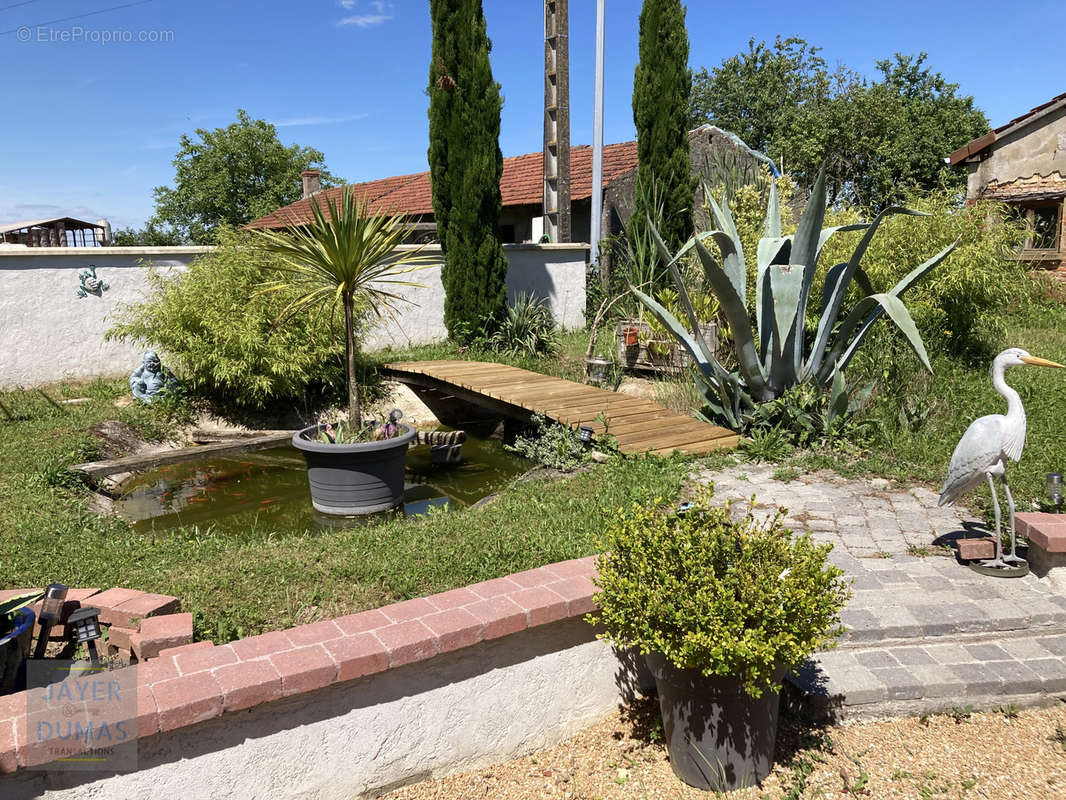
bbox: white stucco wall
[365,243,587,350]
[0,247,208,388]
[2,619,647,800]
[0,243,588,388]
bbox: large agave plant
[633,169,957,431]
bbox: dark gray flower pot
[292,424,416,515]
[646,653,785,793]
[1,608,36,695]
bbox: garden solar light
[1048,473,1063,509]
[67,606,102,666]
[579,426,594,444]
[32,583,68,660]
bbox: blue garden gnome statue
[129,351,177,403]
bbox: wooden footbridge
[383,361,739,456]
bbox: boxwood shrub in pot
[588,488,850,792]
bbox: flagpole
[589,0,606,267]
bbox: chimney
[301,169,321,199]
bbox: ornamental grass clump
[589,488,850,698]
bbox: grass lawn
[7,302,1062,643]
[788,305,1066,520]
[0,368,689,643]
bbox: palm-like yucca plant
[253,187,432,430]
[633,168,958,432]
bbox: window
[1011,202,1062,251]
[1032,206,1060,250]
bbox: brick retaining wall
[0,556,632,798]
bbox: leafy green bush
[589,487,850,698]
[506,414,588,471]
[108,228,354,411]
[820,187,1034,364]
[489,292,559,357]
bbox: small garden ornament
[129,351,178,402]
[939,347,1064,576]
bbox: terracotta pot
[621,325,639,347]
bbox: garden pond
[113,432,530,534]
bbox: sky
[0,0,1063,231]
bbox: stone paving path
[693,463,1066,720]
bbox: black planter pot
[292,424,417,515]
[1,608,37,695]
[646,653,786,793]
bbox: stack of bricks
[0,587,193,663]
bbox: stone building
[949,92,1066,268]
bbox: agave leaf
[827,368,848,424]
[647,220,718,364]
[0,590,44,621]
[708,231,746,306]
[693,370,736,429]
[830,240,958,375]
[804,207,932,381]
[694,239,772,400]
[816,223,869,266]
[790,168,827,271]
[822,293,932,381]
[849,379,877,415]
[853,266,876,297]
[887,239,958,298]
[756,236,791,357]
[704,183,747,304]
[647,216,716,269]
[764,178,781,239]
[767,264,803,392]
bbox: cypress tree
[631,0,695,254]
[428,0,509,342]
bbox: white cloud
[271,112,369,128]
[338,0,391,27]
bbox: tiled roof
[949,91,1066,166]
[245,141,639,230]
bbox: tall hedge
[631,0,695,253]
[428,0,509,342]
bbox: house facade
[950,92,1066,268]
[246,127,763,252]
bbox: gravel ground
[378,697,1066,799]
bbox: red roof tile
[245,141,639,230]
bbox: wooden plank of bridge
[383,361,737,456]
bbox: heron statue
[938,348,1064,571]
